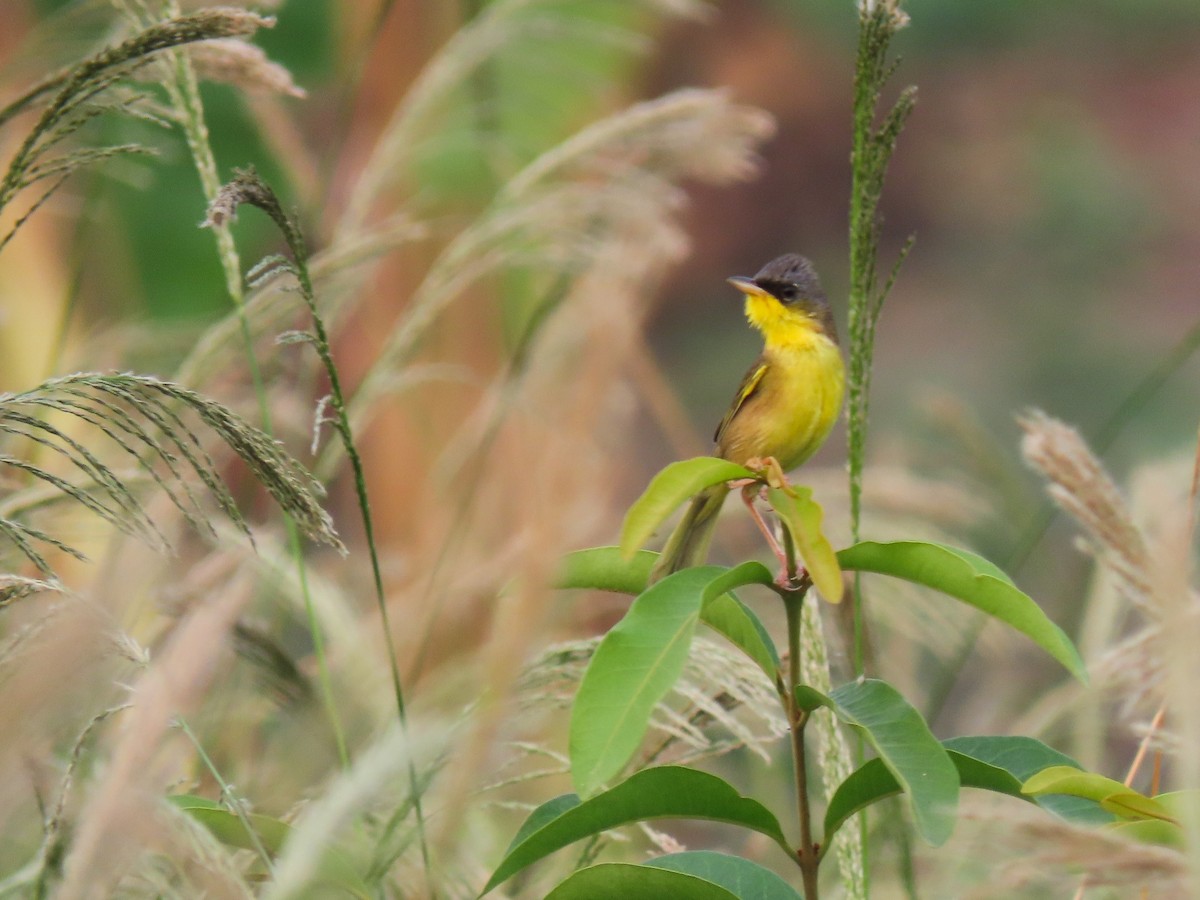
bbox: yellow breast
[717,300,845,471]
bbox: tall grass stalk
[114,0,352,769]
[846,0,916,674]
[0,9,271,246]
[205,168,435,890]
[1005,312,1200,575]
[844,1,916,892]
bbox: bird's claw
[774,567,809,592]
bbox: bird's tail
[650,484,728,583]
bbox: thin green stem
[785,592,820,899]
[145,15,351,766]
[844,5,914,893]
[206,171,436,894]
[122,0,350,772]
[774,507,819,897]
[176,716,275,876]
[287,516,349,768]
[845,4,915,680]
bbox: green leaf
[647,851,803,899]
[1153,790,1200,820]
[1101,792,1179,823]
[1022,766,1130,803]
[570,566,718,797]
[822,757,903,846]
[168,795,290,854]
[942,735,1080,782]
[700,591,781,683]
[556,546,657,595]
[943,736,1111,825]
[168,795,369,898]
[1023,766,1178,823]
[828,679,959,845]
[557,551,781,685]
[619,457,752,558]
[1108,818,1184,848]
[697,561,780,681]
[700,560,777,605]
[837,541,1086,682]
[544,864,739,899]
[766,486,843,602]
[502,794,581,854]
[481,766,790,895]
[823,735,1106,844]
[793,685,834,713]
[820,739,1065,844]
[1109,791,1196,844]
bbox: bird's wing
[714,359,768,444]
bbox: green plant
[475,4,1128,897]
[3,1,1195,896]
[481,454,1091,897]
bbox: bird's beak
[726,275,769,298]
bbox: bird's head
[727,254,838,346]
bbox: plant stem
[206,171,436,894]
[148,20,351,766]
[785,588,820,898]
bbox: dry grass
[1,3,1197,898]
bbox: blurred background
[1,0,1199,895]
[6,1,1197,471]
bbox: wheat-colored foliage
[0,372,341,602]
[924,797,1187,898]
[1014,411,1200,892]
[0,1,785,894]
[1021,410,1152,610]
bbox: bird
[650,253,846,582]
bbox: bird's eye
[778,285,799,304]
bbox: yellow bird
[651,254,846,581]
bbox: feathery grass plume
[1020,410,1152,610]
[0,573,61,607]
[0,8,274,251]
[54,587,250,899]
[959,801,1187,896]
[184,38,306,98]
[338,0,706,233]
[517,637,787,771]
[846,0,916,552]
[261,719,451,900]
[27,702,131,897]
[337,88,773,457]
[205,167,436,882]
[1154,497,1200,892]
[0,372,341,591]
[1095,459,1200,700]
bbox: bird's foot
[744,456,790,491]
[774,567,811,593]
[740,481,788,568]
